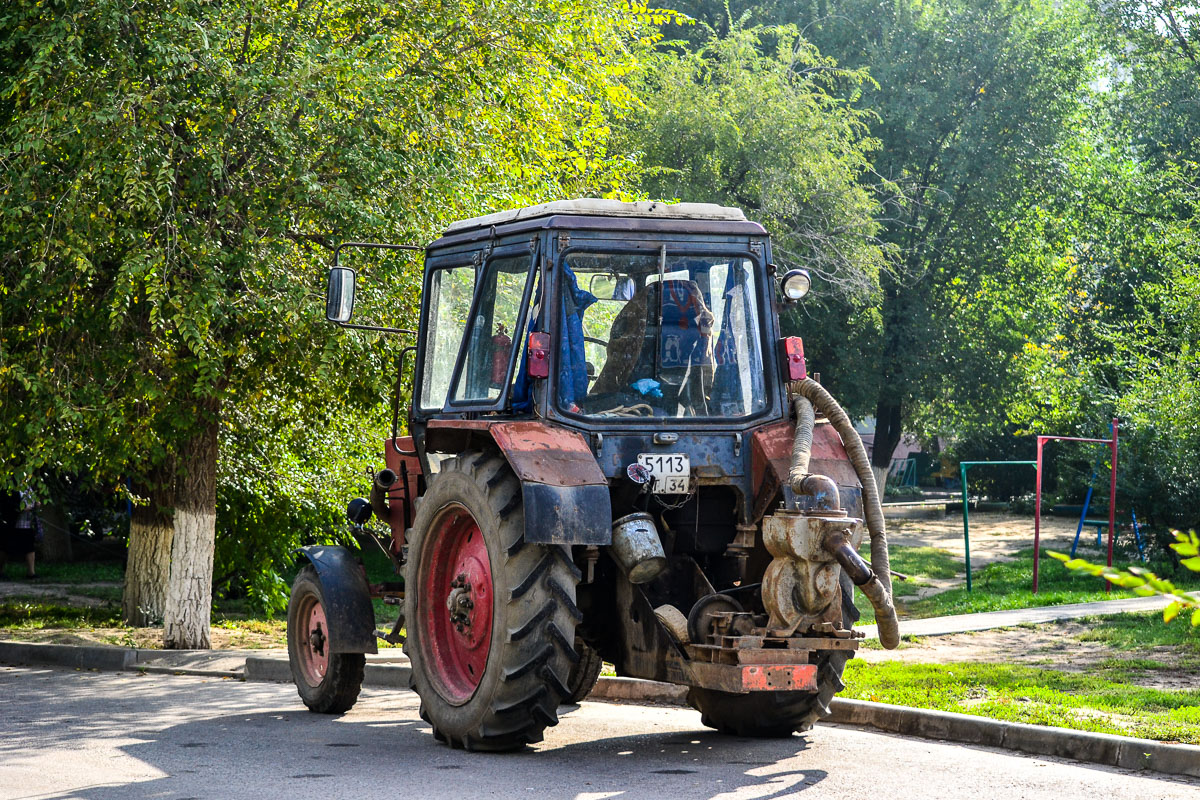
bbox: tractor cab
[297,199,898,751]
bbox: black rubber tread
[563,637,604,704]
[286,565,366,714]
[686,570,860,737]
[404,452,580,751]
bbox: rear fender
[294,545,378,654]
[491,421,611,546]
[426,419,611,546]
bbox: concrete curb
[0,640,136,672]
[583,676,1200,780]
[4,640,1198,780]
[243,655,412,688]
[828,698,1200,779]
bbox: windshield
[559,251,767,419]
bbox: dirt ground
[886,510,1104,567]
[0,625,286,650]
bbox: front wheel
[404,452,582,751]
[287,565,365,714]
[564,638,604,703]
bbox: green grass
[25,560,124,583]
[886,546,961,581]
[0,600,123,629]
[894,548,1199,619]
[842,659,1200,744]
[1072,611,1200,653]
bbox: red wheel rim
[420,504,494,705]
[297,594,330,687]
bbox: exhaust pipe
[788,379,900,650]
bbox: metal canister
[609,512,667,584]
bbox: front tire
[564,638,604,703]
[287,565,365,714]
[686,571,859,736]
[404,452,582,751]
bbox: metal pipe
[790,378,899,649]
[824,531,873,586]
[1035,437,1044,593]
[1107,418,1119,592]
[798,474,840,512]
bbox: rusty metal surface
[683,660,819,693]
[382,437,422,544]
[750,419,861,521]
[490,421,607,487]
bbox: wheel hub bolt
[447,576,474,631]
[310,624,326,656]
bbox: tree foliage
[0,0,643,624]
[1051,531,1200,627]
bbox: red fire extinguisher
[491,323,512,387]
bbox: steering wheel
[584,335,609,348]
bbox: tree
[1007,1,1200,537]
[0,0,641,645]
[662,1,1097,464]
[618,20,887,411]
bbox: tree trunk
[871,398,904,470]
[163,411,219,650]
[38,503,73,563]
[123,479,174,627]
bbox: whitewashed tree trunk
[164,415,219,650]
[123,491,173,627]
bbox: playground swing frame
[958,418,1119,594]
[1034,419,1118,593]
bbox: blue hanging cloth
[558,261,597,411]
[710,262,745,412]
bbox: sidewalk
[857,595,1172,640]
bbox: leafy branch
[1048,530,1200,627]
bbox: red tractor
[287,200,900,751]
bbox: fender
[491,421,611,545]
[427,419,611,545]
[294,545,378,654]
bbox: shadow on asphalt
[5,668,829,800]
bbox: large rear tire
[404,452,582,751]
[287,565,366,714]
[686,571,859,736]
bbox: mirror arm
[335,322,417,335]
[329,240,426,333]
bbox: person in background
[0,488,39,579]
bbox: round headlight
[781,269,811,301]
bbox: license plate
[637,453,690,495]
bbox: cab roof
[443,199,748,234]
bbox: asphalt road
[2,664,1196,800]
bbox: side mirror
[326,267,357,323]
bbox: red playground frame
[1033,418,1118,593]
